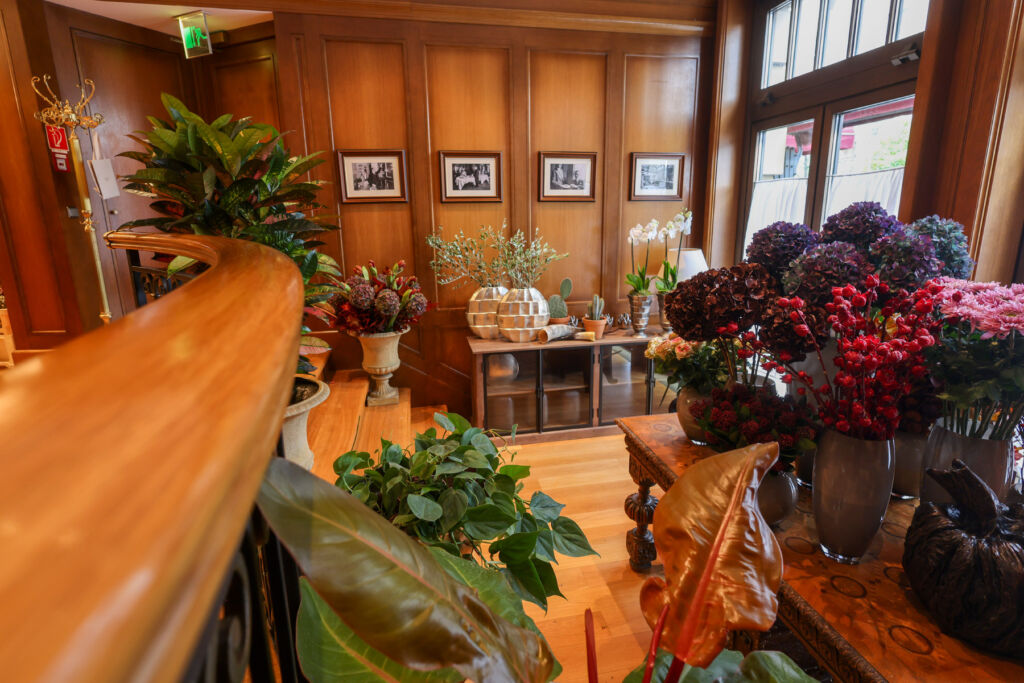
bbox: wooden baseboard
[506,424,624,445]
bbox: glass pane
[599,345,649,424]
[485,352,537,433]
[542,348,591,429]
[744,119,815,250]
[791,0,821,78]
[821,0,853,67]
[856,0,890,54]
[764,1,793,87]
[823,94,914,221]
[895,0,929,38]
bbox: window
[745,119,816,250]
[823,95,914,219]
[761,0,930,87]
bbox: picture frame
[337,150,408,203]
[538,152,597,202]
[439,151,502,202]
[629,152,684,201]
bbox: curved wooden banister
[0,233,303,683]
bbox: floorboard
[352,387,412,454]
[307,370,367,482]
[513,434,662,681]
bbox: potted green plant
[334,260,430,405]
[426,225,508,339]
[119,93,342,470]
[494,228,567,342]
[583,294,606,339]
[547,277,572,325]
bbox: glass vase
[813,430,894,564]
[919,421,1014,503]
[892,430,930,499]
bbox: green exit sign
[177,11,212,59]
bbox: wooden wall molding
[274,12,712,413]
[106,0,712,37]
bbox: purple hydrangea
[908,215,975,279]
[821,202,900,255]
[374,289,401,318]
[783,241,872,306]
[869,227,943,293]
[745,221,820,281]
[349,283,374,309]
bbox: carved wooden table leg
[625,455,658,571]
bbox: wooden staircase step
[410,405,447,437]
[352,387,412,454]
[307,369,368,483]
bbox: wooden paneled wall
[274,13,712,413]
[0,0,85,357]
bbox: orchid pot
[628,293,653,337]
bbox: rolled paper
[573,331,596,342]
[537,324,574,343]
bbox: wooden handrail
[0,233,303,682]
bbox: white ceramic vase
[467,285,508,339]
[281,379,330,471]
[497,288,549,342]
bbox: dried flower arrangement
[336,261,430,334]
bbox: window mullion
[787,0,800,80]
[815,0,828,69]
[847,0,862,59]
[886,0,901,43]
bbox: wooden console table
[617,413,1024,683]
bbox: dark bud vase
[813,430,895,564]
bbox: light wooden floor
[513,434,663,682]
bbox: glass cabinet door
[541,347,592,430]
[599,344,652,425]
[484,351,538,434]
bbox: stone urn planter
[497,288,549,342]
[282,378,330,471]
[466,285,507,340]
[354,328,407,406]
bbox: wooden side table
[617,413,1024,683]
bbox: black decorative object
[902,460,1024,658]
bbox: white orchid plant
[654,208,693,294]
[626,219,660,295]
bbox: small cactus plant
[547,277,573,318]
[587,294,604,320]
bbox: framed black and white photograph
[629,153,684,201]
[338,150,408,203]
[439,151,502,202]
[538,152,596,202]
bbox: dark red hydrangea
[869,226,943,293]
[349,283,375,310]
[782,242,871,308]
[745,221,820,281]
[665,263,779,341]
[821,201,900,254]
[336,260,432,334]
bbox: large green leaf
[297,578,460,683]
[258,458,554,682]
[623,649,816,683]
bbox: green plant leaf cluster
[119,93,343,373]
[547,277,573,318]
[333,411,597,609]
[258,458,555,682]
[623,648,815,683]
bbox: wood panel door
[46,4,195,320]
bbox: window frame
[737,0,925,261]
